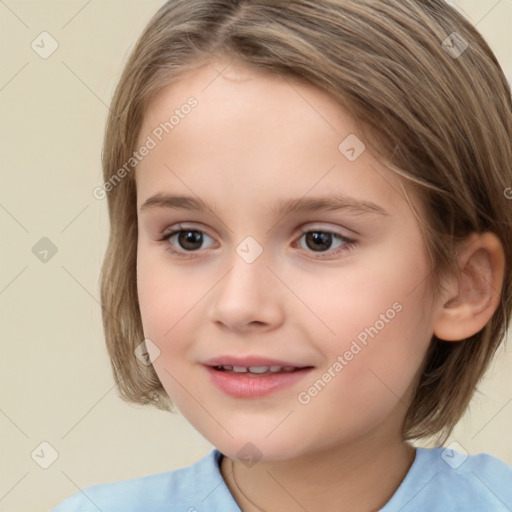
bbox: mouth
[210,364,311,376]
[203,357,315,398]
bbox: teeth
[247,366,270,373]
[216,365,298,374]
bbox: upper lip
[203,355,313,368]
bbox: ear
[433,232,505,342]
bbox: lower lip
[205,366,313,398]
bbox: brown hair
[99,0,512,443]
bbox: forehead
[138,60,349,149]
[134,61,418,220]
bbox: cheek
[295,241,433,398]
[292,285,432,447]
[294,242,431,346]
[136,246,204,338]
[137,256,188,382]
[136,254,204,403]
[136,247,219,404]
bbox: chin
[209,430,308,463]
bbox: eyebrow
[139,193,390,218]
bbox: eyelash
[157,225,357,260]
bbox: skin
[134,60,505,512]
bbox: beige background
[1,1,511,511]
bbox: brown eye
[304,232,334,252]
[175,230,204,251]
[296,229,356,258]
[159,228,215,255]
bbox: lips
[203,355,314,398]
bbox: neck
[220,433,415,512]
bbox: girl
[53,0,512,510]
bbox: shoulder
[50,449,237,512]
[382,446,512,512]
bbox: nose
[207,246,285,332]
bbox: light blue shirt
[50,446,512,511]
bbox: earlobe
[433,232,505,342]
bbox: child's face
[135,61,437,460]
